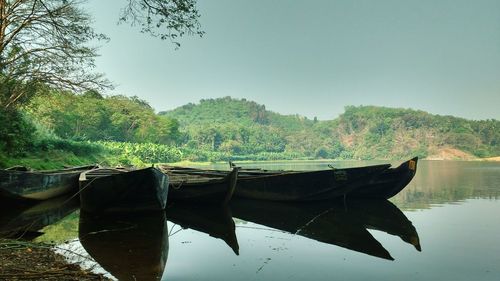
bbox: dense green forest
[1,93,499,168]
[160,97,499,160]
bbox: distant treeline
[1,92,499,167]
[160,97,499,160]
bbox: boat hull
[79,167,169,213]
[0,165,96,201]
[167,168,238,204]
[234,164,390,201]
[348,157,418,199]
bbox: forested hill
[160,97,499,160]
[159,97,314,132]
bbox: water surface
[5,160,499,281]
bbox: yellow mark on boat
[409,160,416,171]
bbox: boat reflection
[78,211,168,281]
[77,199,420,279]
[166,202,239,255]
[230,198,421,260]
[0,195,78,239]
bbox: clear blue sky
[87,0,500,120]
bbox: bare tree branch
[119,0,203,48]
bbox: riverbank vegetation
[1,93,498,169]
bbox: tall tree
[0,0,202,108]
[0,0,111,107]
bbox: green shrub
[98,141,183,163]
[0,108,35,155]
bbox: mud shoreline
[0,239,110,281]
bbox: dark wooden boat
[164,167,239,204]
[79,167,169,213]
[230,198,420,260]
[347,157,418,199]
[0,165,97,201]
[166,202,239,255]
[79,211,168,281]
[162,164,390,201]
[228,157,418,199]
[233,164,390,201]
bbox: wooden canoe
[161,164,390,201]
[233,164,390,201]
[79,167,169,213]
[163,167,239,204]
[166,157,418,200]
[0,165,98,201]
[346,157,418,199]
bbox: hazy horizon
[86,0,500,121]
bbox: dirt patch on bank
[0,239,110,281]
[483,156,500,161]
[426,147,478,160]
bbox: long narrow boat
[162,164,390,201]
[79,167,169,213]
[167,157,418,200]
[233,164,390,201]
[234,157,418,199]
[164,167,239,204]
[0,165,97,201]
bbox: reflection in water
[163,199,420,261]
[78,211,169,281]
[393,161,500,209]
[230,199,420,260]
[0,195,78,239]
[166,203,239,255]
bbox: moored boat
[233,164,390,201]
[163,167,239,204]
[79,167,169,213]
[0,165,97,201]
[228,157,418,200]
[162,163,390,201]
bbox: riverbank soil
[0,240,110,281]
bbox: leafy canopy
[0,0,202,107]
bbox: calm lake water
[4,160,500,281]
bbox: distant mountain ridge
[160,97,499,160]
